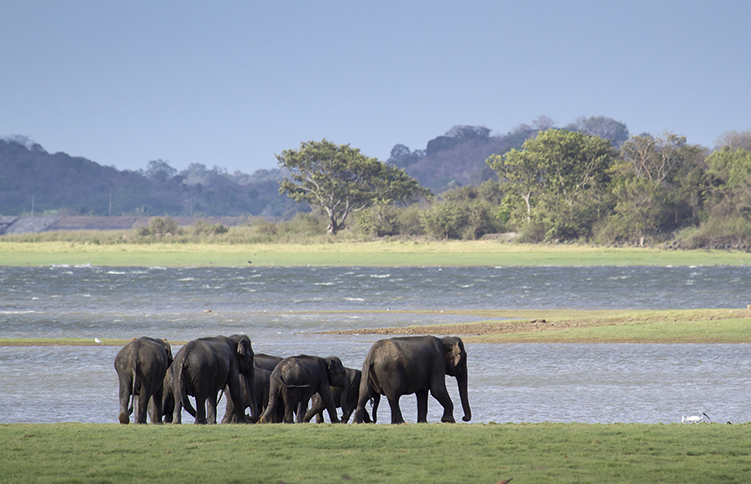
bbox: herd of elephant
[114,334,472,425]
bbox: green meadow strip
[0,423,749,484]
[1,240,751,266]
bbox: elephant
[259,355,348,424]
[254,353,283,372]
[170,334,257,424]
[216,353,283,423]
[114,336,173,424]
[353,336,471,424]
[304,367,372,423]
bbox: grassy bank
[1,423,748,483]
[1,240,751,267]
[2,309,751,346]
[333,308,751,344]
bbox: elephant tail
[127,344,139,416]
[354,356,377,423]
[174,355,197,418]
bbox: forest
[2,116,751,248]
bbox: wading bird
[682,412,709,423]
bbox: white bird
[94,338,102,343]
[682,412,709,424]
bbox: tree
[487,129,616,233]
[565,116,629,145]
[621,132,688,183]
[714,130,751,151]
[444,125,491,140]
[486,146,544,220]
[143,159,177,182]
[277,139,428,234]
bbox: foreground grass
[2,240,751,266]
[1,423,748,483]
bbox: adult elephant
[254,353,283,372]
[171,334,257,424]
[353,336,471,424]
[305,367,372,423]
[114,337,173,424]
[259,355,348,424]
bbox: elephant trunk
[245,368,259,422]
[339,385,348,423]
[456,368,471,422]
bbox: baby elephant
[114,337,173,424]
[260,355,348,424]
[305,367,371,423]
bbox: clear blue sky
[1,1,749,175]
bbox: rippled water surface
[1,265,750,424]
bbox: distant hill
[389,117,629,192]
[0,137,303,218]
[1,116,628,216]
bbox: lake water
[1,265,750,424]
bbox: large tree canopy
[487,129,617,240]
[277,139,427,234]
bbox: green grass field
[1,423,749,484]
[1,240,751,266]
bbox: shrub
[675,216,751,250]
[357,205,400,237]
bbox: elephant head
[159,339,174,367]
[325,357,348,388]
[325,357,348,416]
[441,337,471,422]
[229,334,258,421]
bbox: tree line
[279,127,751,248]
[4,118,751,249]
[0,136,303,219]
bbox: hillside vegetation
[4,120,751,248]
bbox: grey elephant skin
[114,336,173,424]
[354,335,471,424]
[230,353,281,422]
[170,334,257,424]
[260,355,348,423]
[305,367,372,423]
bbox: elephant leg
[283,400,296,424]
[371,394,380,424]
[149,387,164,424]
[279,386,294,423]
[118,383,131,424]
[195,397,207,424]
[295,400,307,424]
[430,382,455,423]
[136,392,150,424]
[416,390,429,423]
[303,395,325,423]
[207,392,218,424]
[172,395,183,424]
[387,394,405,424]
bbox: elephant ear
[236,339,249,357]
[445,343,462,369]
[161,339,173,361]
